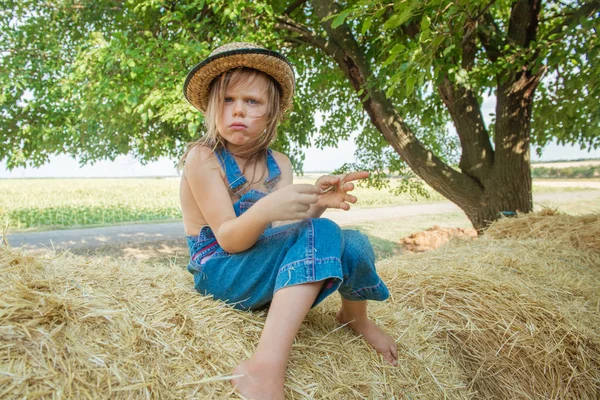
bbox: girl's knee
[343,230,375,262]
[309,217,343,237]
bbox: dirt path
[5,201,462,251]
[5,190,599,255]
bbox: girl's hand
[261,184,321,222]
[315,171,369,211]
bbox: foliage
[1,0,598,187]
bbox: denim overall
[186,147,390,311]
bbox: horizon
[1,140,600,179]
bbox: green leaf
[405,75,416,96]
[431,35,445,49]
[374,8,386,19]
[361,17,372,35]
[390,43,405,55]
[383,8,412,30]
[420,16,431,31]
[382,53,398,66]
[442,44,455,56]
[331,10,351,29]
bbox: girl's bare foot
[336,309,398,366]
[231,358,286,400]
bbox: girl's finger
[343,182,354,192]
[296,184,321,194]
[343,171,369,182]
[321,176,339,189]
[321,185,335,194]
[298,194,319,204]
[339,201,350,211]
[344,194,357,204]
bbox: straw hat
[183,42,295,115]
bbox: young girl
[180,42,398,400]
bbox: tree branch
[462,21,477,69]
[438,77,494,181]
[274,15,330,52]
[542,0,600,40]
[477,11,504,62]
[507,0,541,48]
[306,0,486,207]
[283,0,307,16]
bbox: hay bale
[1,212,600,398]
[399,226,477,252]
[486,208,600,253]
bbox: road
[4,190,599,252]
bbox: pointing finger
[342,171,369,183]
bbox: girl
[180,42,398,400]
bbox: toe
[381,349,396,366]
[391,343,398,366]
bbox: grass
[346,212,472,259]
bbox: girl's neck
[225,143,264,160]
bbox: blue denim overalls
[186,147,390,311]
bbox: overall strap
[264,149,282,192]
[214,148,249,196]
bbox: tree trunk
[293,0,542,232]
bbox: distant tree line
[532,166,600,179]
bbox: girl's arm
[185,146,319,253]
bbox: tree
[2,0,599,230]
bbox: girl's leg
[231,281,324,400]
[336,230,398,366]
[336,298,398,366]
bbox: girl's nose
[232,101,245,117]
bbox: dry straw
[486,208,600,253]
[1,210,599,398]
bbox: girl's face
[216,71,270,154]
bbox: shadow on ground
[66,230,403,267]
[69,238,190,267]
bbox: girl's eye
[224,97,233,103]
[247,99,259,105]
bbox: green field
[0,178,182,231]
[0,177,596,232]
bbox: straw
[485,208,600,253]
[1,210,599,398]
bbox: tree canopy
[2,0,599,228]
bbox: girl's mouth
[230,123,247,129]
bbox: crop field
[0,178,182,231]
[0,177,595,232]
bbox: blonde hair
[178,68,282,170]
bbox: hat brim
[183,48,295,115]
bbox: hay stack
[486,208,600,253]
[1,211,599,398]
[399,226,477,252]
